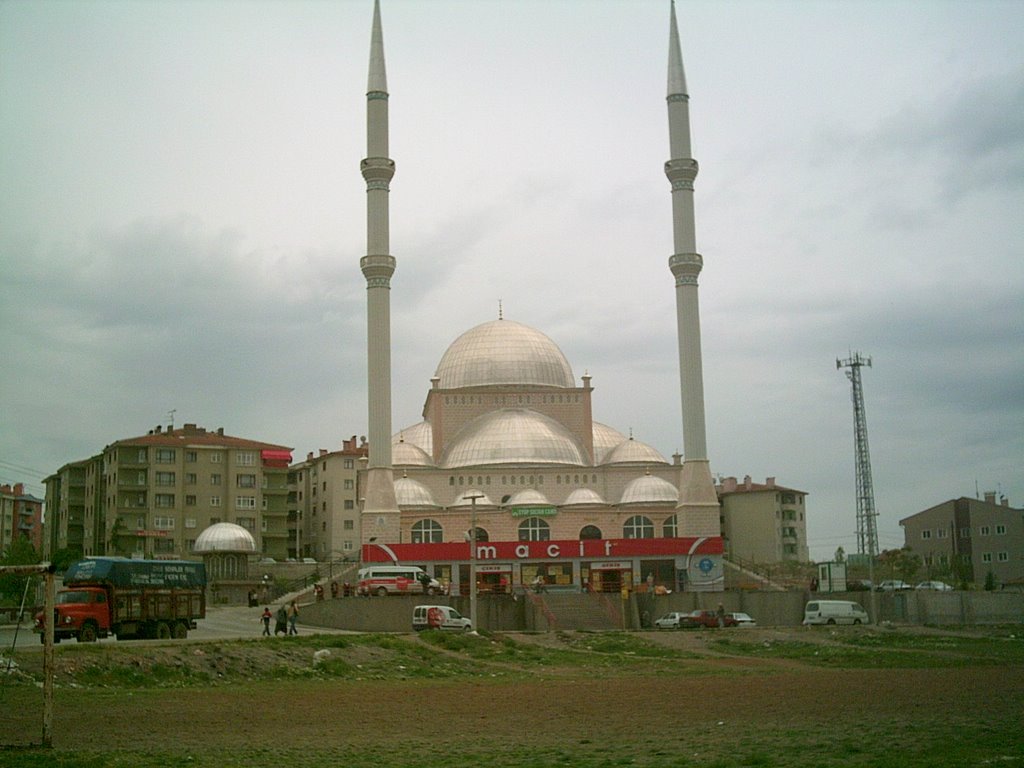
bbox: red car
[679,609,738,629]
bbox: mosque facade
[357,2,723,594]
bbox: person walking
[716,602,726,628]
[274,605,288,636]
[260,606,272,636]
[288,600,300,635]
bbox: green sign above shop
[509,505,557,518]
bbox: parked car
[412,605,472,632]
[847,579,873,591]
[730,612,756,627]
[301,557,317,564]
[803,600,869,625]
[876,580,912,592]
[679,609,739,629]
[653,612,690,629]
[915,580,953,591]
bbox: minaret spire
[360,0,400,542]
[665,1,719,534]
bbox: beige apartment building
[44,423,292,561]
[717,476,810,565]
[288,436,368,562]
[900,493,1023,587]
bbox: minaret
[665,1,719,534]
[360,0,400,542]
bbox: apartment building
[0,482,44,553]
[288,436,367,561]
[900,493,1023,586]
[716,475,810,565]
[44,423,292,561]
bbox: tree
[878,547,921,583]
[0,537,41,603]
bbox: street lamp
[465,492,484,631]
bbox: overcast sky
[2,0,1021,561]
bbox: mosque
[357,1,723,595]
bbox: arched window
[579,525,602,540]
[518,517,550,542]
[623,515,654,539]
[412,518,443,544]
[466,526,489,543]
[662,514,678,538]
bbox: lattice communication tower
[837,352,879,558]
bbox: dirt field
[2,626,1023,767]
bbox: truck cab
[42,587,112,643]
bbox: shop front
[362,536,724,593]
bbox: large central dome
[434,319,576,389]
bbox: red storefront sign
[362,536,722,564]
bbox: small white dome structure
[195,522,257,597]
[194,522,257,553]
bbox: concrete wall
[295,589,1024,632]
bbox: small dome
[194,522,257,553]
[563,488,607,506]
[393,421,432,456]
[592,422,628,464]
[394,476,439,507]
[434,319,575,389]
[603,438,668,466]
[619,474,678,504]
[393,439,434,467]
[450,489,495,507]
[506,489,552,507]
[442,409,587,468]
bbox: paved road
[0,604,348,652]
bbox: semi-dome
[602,437,669,466]
[394,476,439,507]
[592,421,628,464]
[434,319,576,389]
[506,489,552,507]
[562,488,607,506]
[619,474,678,504]
[392,438,434,467]
[441,408,588,468]
[194,522,257,553]
[393,421,432,456]
[450,489,496,507]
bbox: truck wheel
[853,619,862,625]
[78,623,99,643]
[826,618,836,625]
[376,587,388,597]
[156,622,172,640]
[172,622,188,639]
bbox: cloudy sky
[2,0,1021,561]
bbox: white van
[803,600,870,626]
[412,605,472,632]
[357,565,442,597]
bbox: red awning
[261,449,293,466]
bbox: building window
[623,515,654,539]
[155,448,175,463]
[344,500,354,510]
[136,448,147,462]
[236,496,256,510]
[185,518,197,529]
[980,526,990,536]
[211,453,222,463]
[210,496,221,507]
[155,494,174,508]
[580,525,602,540]
[186,473,197,485]
[185,451,197,463]
[960,528,971,538]
[211,474,222,485]
[237,474,256,488]
[156,472,175,486]
[412,519,443,544]
[343,459,354,469]
[236,517,256,532]
[998,552,1009,562]
[236,452,256,466]
[344,479,354,490]
[343,520,354,530]
[921,530,931,540]
[982,553,992,563]
[154,516,175,530]
[996,525,1007,535]
[662,515,677,538]
[937,528,948,539]
[518,517,550,542]
[185,495,196,506]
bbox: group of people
[260,601,300,636]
